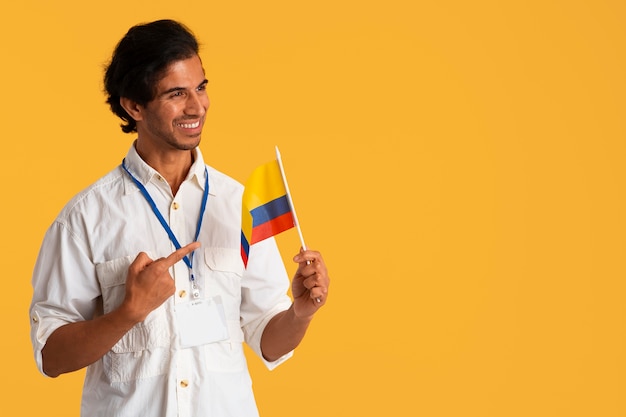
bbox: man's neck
[134,141,195,195]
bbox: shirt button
[173,202,180,210]
[32,316,38,323]
[179,290,187,298]
[180,380,189,388]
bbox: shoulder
[56,166,126,222]
[206,164,243,196]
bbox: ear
[119,97,144,122]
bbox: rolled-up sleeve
[240,237,294,370]
[29,221,100,376]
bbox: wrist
[289,303,315,324]
[116,299,147,327]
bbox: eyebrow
[159,79,209,97]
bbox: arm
[41,243,200,377]
[260,249,330,362]
[42,303,142,377]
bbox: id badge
[175,296,229,348]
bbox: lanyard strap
[121,159,209,274]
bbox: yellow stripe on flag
[242,160,287,210]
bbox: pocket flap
[204,247,244,274]
[96,255,135,288]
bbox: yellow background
[2,0,625,415]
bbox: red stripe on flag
[251,211,295,244]
[241,244,249,267]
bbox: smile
[177,121,200,129]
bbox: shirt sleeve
[29,221,101,376]
[240,236,294,370]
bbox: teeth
[178,121,200,128]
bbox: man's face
[135,54,209,153]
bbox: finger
[310,287,327,304]
[293,249,322,265]
[129,251,154,273]
[302,275,322,290]
[299,261,328,282]
[162,242,201,268]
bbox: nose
[185,91,209,116]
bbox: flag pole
[275,146,307,251]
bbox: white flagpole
[275,146,307,251]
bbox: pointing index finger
[162,242,201,268]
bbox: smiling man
[29,20,330,417]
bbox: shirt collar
[122,142,215,196]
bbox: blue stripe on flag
[250,195,291,227]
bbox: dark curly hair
[104,19,200,133]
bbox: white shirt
[30,144,293,417]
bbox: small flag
[241,158,295,267]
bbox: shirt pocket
[202,247,244,305]
[96,255,171,383]
[96,255,134,314]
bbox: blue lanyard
[121,159,209,296]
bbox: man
[29,19,329,417]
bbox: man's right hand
[122,242,201,322]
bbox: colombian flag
[241,160,295,267]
